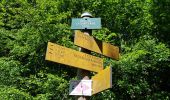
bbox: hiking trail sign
[45,12,120,97]
[45,42,103,72]
[74,30,119,60]
[69,80,92,96]
[71,18,101,29]
[92,66,112,94]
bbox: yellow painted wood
[45,42,103,72]
[92,66,112,95]
[102,42,119,60]
[74,31,119,60]
[74,30,102,53]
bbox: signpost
[75,12,94,100]
[45,42,103,72]
[45,12,120,99]
[92,66,112,95]
[74,30,119,60]
[71,18,101,29]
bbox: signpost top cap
[81,12,93,18]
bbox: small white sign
[69,80,92,96]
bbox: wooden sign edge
[91,66,112,95]
[45,42,104,72]
[74,31,120,60]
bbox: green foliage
[21,73,70,100]
[151,0,170,45]
[0,85,32,100]
[0,29,11,56]
[111,36,170,99]
[0,0,169,99]
[0,57,21,86]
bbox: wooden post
[76,12,93,100]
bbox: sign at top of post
[71,18,101,29]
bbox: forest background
[0,0,170,99]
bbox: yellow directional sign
[92,66,112,95]
[74,31,119,60]
[45,42,103,72]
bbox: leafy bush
[0,85,32,100]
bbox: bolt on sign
[71,18,101,29]
[74,30,119,60]
[69,80,92,96]
[45,42,103,72]
[92,66,112,95]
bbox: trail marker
[71,18,101,29]
[45,12,120,99]
[74,30,119,60]
[69,80,92,96]
[45,42,103,72]
[92,66,112,95]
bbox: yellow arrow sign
[74,31,119,60]
[45,42,103,72]
[92,66,112,95]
